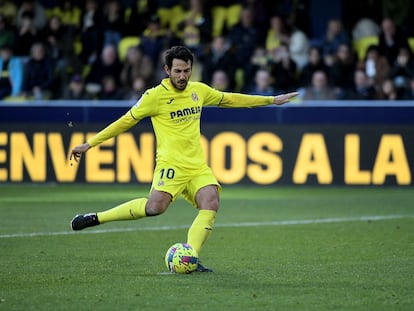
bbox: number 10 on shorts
[160,168,175,179]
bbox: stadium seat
[82,64,91,78]
[118,36,141,61]
[73,38,82,55]
[156,5,184,32]
[211,4,242,38]
[124,8,131,23]
[226,4,242,30]
[234,68,244,92]
[353,36,379,61]
[2,95,27,102]
[409,37,414,53]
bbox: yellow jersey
[88,78,275,170]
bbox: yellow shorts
[151,163,221,207]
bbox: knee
[197,187,220,212]
[205,198,219,212]
[145,201,168,216]
[145,190,172,216]
[206,195,219,211]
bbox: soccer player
[69,46,298,272]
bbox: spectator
[265,15,288,54]
[246,68,276,96]
[124,0,157,36]
[63,74,93,100]
[41,15,82,96]
[244,46,269,87]
[22,42,56,99]
[300,46,328,87]
[329,43,356,98]
[302,70,336,100]
[286,21,310,70]
[177,0,212,56]
[402,77,414,99]
[51,0,82,30]
[211,69,231,91]
[80,0,103,64]
[389,46,414,93]
[242,0,273,42]
[99,74,124,100]
[16,0,47,31]
[102,0,125,47]
[377,79,400,100]
[378,17,410,66]
[85,44,122,91]
[0,14,15,48]
[13,11,39,57]
[344,69,376,100]
[322,19,351,62]
[352,18,380,42]
[42,15,73,59]
[123,76,147,100]
[139,14,167,68]
[0,0,17,27]
[363,44,390,93]
[269,43,297,92]
[200,36,237,89]
[227,6,260,74]
[0,44,23,99]
[120,45,154,90]
[180,17,201,56]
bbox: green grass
[0,185,413,311]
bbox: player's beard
[170,77,188,90]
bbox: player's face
[165,59,192,90]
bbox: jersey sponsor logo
[166,98,175,104]
[191,92,199,102]
[170,106,201,119]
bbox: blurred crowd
[0,0,414,101]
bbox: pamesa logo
[170,106,201,119]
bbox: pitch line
[0,214,413,239]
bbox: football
[165,242,199,274]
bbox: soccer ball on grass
[165,242,199,274]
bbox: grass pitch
[0,185,413,311]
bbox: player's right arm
[70,89,158,162]
[69,111,139,162]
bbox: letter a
[293,134,333,184]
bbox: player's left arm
[219,91,299,108]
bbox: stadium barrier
[1,100,413,186]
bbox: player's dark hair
[164,46,194,69]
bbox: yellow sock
[97,198,147,223]
[187,210,217,254]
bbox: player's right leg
[70,190,172,231]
